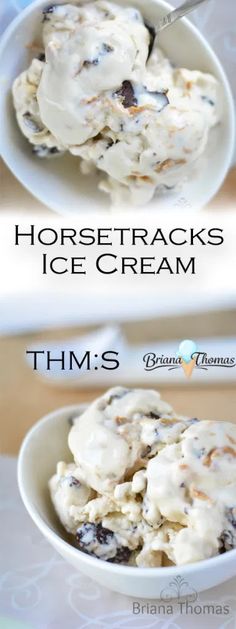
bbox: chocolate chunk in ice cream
[76,522,131,563]
[115,81,138,109]
[42,5,57,17]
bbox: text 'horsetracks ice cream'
[12,2,222,205]
[49,387,236,567]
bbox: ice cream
[12,1,221,205]
[49,387,236,567]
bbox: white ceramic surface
[0,0,235,215]
[18,404,236,599]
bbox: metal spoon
[155,0,209,34]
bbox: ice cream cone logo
[177,340,198,378]
[181,357,196,378]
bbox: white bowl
[18,404,236,598]
[0,0,235,215]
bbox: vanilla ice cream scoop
[12,1,222,206]
[68,386,176,493]
[38,2,149,146]
[146,420,236,563]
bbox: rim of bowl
[0,0,235,214]
[18,403,236,579]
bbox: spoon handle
[156,0,209,33]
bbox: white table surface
[1,456,236,629]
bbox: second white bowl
[18,405,236,598]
